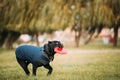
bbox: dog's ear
[48,41,52,44]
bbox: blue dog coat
[15,45,50,65]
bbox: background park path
[68,49,120,54]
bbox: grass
[0,47,120,80]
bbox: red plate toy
[54,47,67,54]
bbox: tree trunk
[113,24,119,47]
[85,32,94,44]
[1,30,21,49]
[2,32,11,49]
[35,33,40,46]
[8,31,21,49]
[0,29,9,47]
[75,31,81,47]
[85,26,96,44]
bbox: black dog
[15,41,63,76]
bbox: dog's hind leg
[32,61,43,76]
[43,64,53,76]
[16,58,30,76]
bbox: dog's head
[48,41,64,49]
[44,41,64,61]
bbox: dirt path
[68,49,120,54]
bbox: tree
[105,0,120,47]
[71,0,116,47]
[0,0,71,48]
[0,0,47,48]
[1,0,120,49]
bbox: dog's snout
[60,44,64,48]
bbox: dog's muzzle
[58,43,64,48]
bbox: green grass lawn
[0,48,120,80]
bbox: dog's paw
[47,73,51,76]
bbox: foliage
[0,0,120,33]
[0,0,71,34]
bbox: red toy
[54,47,67,54]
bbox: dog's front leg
[32,65,37,76]
[44,64,53,76]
